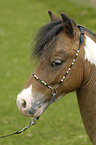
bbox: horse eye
[51,59,63,67]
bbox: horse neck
[76,62,96,143]
[76,30,96,143]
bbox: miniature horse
[17,11,96,144]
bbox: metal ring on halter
[51,88,58,102]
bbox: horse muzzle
[16,85,48,117]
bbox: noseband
[32,25,84,103]
[0,25,84,139]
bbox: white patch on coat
[17,85,46,117]
[84,35,96,66]
[17,85,33,111]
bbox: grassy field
[0,0,96,145]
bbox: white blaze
[16,85,48,117]
[17,85,33,111]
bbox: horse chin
[33,106,43,117]
[33,102,49,117]
[32,94,64,117]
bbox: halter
[32,25,84,102]
[0,25,84,139]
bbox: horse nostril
[21,100,26,108]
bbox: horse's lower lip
[33,106,44,117]
[33,102,49,117]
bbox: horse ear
[61,13,76,38]
[48,10,60,21]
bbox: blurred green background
[0,0,96,145]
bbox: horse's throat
[76,67,96,143]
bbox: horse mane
[31,19,96,58]
[84,27,96,37]
[31,20,63,57]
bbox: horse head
[17,11,84,117]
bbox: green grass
[0,0,96,144]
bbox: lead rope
[0,25,84,139]
[0,117,39,138]
[0,90,56,139]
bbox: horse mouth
[17,85,49,117]
[18,102,48,118]
[32,102,49,117]
[33,105,43,117]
